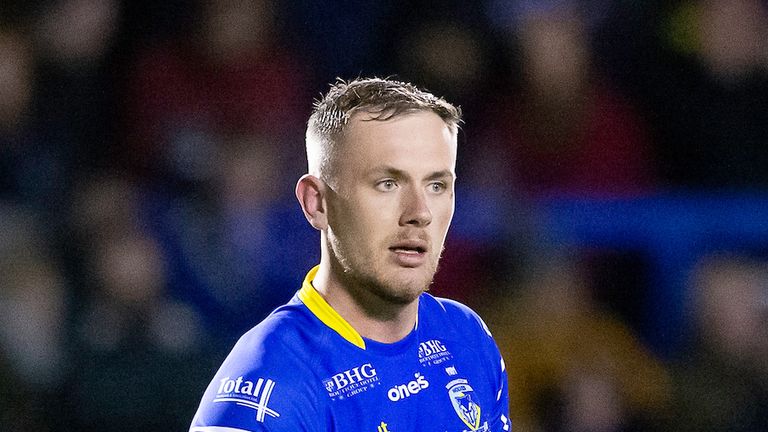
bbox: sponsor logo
[213,376,279,422]
[445,366,458,376]
[446,378,482,431]
[377,421,391,432]
[322,363,380,400]
[418,339,453,366]
[387,373,430,401]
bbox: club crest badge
[446,378,481,431]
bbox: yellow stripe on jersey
[297,266,366,350]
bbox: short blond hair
[305,77,461,181]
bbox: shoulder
[190,303,325,431]
[224,303,319,372]
[421,293,494,337]
[426,294,478,317]
[419,294,500,361]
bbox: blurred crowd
[1,0,768,430]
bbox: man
[189,78,510,431]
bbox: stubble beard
[328,234,442,307]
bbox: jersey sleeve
[189,321,323,432]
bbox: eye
[375,179,398,192]
[428,182,446,194]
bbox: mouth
[388,239,429,267]
[389,240,428,255]
[389,246,427,255]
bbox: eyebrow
[369,166,455,181]
[425,170,456,181]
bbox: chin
[339,252,439,305]
[376,270,434,304]
[375,285,424,305]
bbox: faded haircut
[305,77,462,183]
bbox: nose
[399,186,432,227]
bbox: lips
[388,238,429,267]
[389,239,428,254]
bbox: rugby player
[189,77,510,431]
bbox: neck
[313,260,419,344]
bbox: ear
[295,174,328,230]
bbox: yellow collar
[297,266,366,349]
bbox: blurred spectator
[667,255,768,431]
[26,0,121,212]
[69,172,141,244]
[0,204,68,431]
[65,176,211,431]
[473,1,655,197]
[0,26,36,201]
[0,26,32,135]
[639,0,768,187]
[485,255,669,432]
[124,0,310,184]
[120,0,318,345]
[34,0,119,70]
[391,19,488,107]
[146,134,317,341]
[377,0,505,125]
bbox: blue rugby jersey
[189,266,511,432]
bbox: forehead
[337,111,457,175]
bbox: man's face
[325,110,457,305]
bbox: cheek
[333,199,385,243]
[351,190,400,224]
[433,198,455,229]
